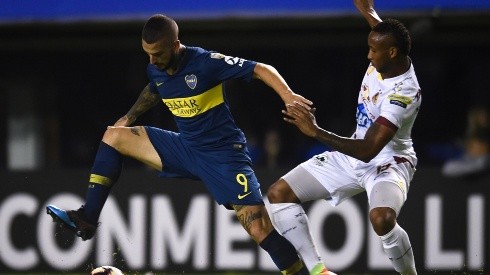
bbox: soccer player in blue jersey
[46,14,327,275]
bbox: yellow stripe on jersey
[163,84,224,118]
[89,174,113,187]
[367,66,376,75]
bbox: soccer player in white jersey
[267,0,421,274]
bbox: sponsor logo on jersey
[224,56,245,67]
[388,94,412,109]
[185,74,197,89]
[313,153,328,166]
[356,103,373,128]
[415,89,422,102]
[372,92,380,104]
[394,81,405,92]
[376,163,391,175]
[162,84,224,118]
[210,52,245,67]
[362,84,370,102]
[210,52,225,59]
[237,192,252,199]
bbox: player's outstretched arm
[253,62,313,109]
[113,84,161,127]
[283,101,395,163]
[354,0,382,28]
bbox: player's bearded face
[161,49,177,70]
[153,42,177,71]
[142,39,177,71]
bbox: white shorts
[282,151,416,215]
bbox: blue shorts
[145,126,264,209]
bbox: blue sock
[84,142,122,224]
[259,229,307,274]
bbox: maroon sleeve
[376,116,398,132]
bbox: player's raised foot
[46,204,97,241]
[310,263,337,275]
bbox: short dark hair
[142,14,178,44]
[373,18,411,56]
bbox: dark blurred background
[1,1,489,171]
[1,2,490,274]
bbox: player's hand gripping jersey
[355,63,422,165]
[147,47,256,148]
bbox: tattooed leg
[233,204,307,274]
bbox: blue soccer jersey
[146,46,263,208]
[147,47,257,148]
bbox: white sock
[270,203,323,271]
[380,223,417,275]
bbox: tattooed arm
[113,84,161,127]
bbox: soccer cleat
[310,263,338,275]
[46,204,97,241]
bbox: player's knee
[267,180,286,204]
[369,207,396,236]
[102,126,133,148]
[267,179,298,204]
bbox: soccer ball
[91,265,124,275]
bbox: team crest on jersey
[185,74,197,89]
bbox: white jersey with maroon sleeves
[355,63,422,166]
